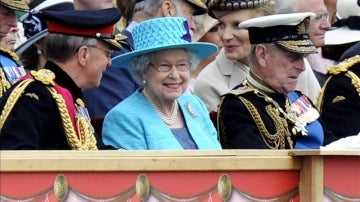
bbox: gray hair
[130,49,200,84]
[275,0,298,14]
[248,43,277,66]
[134,0,167,18]
[42,33,98,63]
[172,0,188,16]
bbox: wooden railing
[0,150,359,202]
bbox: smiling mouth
[165,83,181,89]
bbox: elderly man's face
[298,0,331,47]
[258,45,306,94]
[0,5,18,39]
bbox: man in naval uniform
[218,12,338,149]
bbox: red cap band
[47,21,115,38]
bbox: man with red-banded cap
[0,8,123,150]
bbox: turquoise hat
[112,17,218,68]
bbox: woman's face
[142,49,191,104]
[215,10,257,64]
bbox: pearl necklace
[142,88,178,125]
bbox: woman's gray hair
[42,33,98,63]
[130,49,200,84]
[134,0,167,18]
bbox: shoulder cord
[217,93,293,149]
[0,69,98,150]
[45,86,97,150]
[315,76,331,112]
[0,78,33,129]
[0,68,11,97]
[238,97,293,149]
[345,71,360,96]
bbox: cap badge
[297,18,310,35]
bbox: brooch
[185,102,198,118]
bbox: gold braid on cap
[0,69,98,150]
[276,40,317,53]
[316,55,360,111]
[0,0,29,11]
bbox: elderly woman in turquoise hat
[102,17,222,150]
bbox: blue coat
[102,89,222,150]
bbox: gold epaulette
[328,55,360,75]
[0,69,97,150]
[316,55,360,111]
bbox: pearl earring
[36,49,42,55]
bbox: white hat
[325,27,360,45]
[336,0,360,19]
[325,0,360,45]
[238,12,317,54]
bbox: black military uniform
[0,62,107,149]
[317,42,360,138]
[219,73,331,149]
[0,8,123,150]
[219,83,296,149]
[217,12,335,149]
